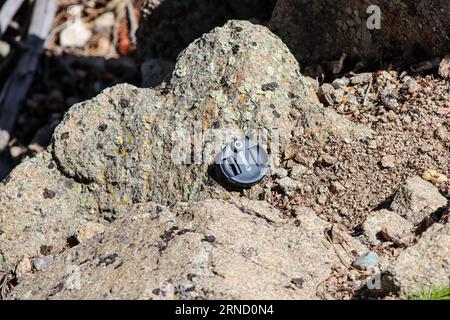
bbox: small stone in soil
[273,167,288,179]
[350,73,372,85]
[277,177,299,196]
[33,255,54,271]
[290,164,308,180]
[380,155,396,168]
[353,252,379,270]
[320,155,338,166]
[317,194,327,205]
[332,77,349,90]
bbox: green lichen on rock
[0,21,379,296]
[52,20,347,209]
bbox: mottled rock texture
[385,223,450,295]
[2,18,448,300]
[362,210,414,245]
[0,21,371,297]
[0,151,96,273]
[9,200,359,299]
[269,0,450,65]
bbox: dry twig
[363,78,373,107]
[126,0,138,45]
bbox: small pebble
[353,252,380,270]
[320,155,338,166]
[290,164,308,180]
[93,12,115,33]
[15,258,32,278]
[60,6,92,48]
[33,255,54,271]
[330,181,346,193]
[278,177,299,196]
[347,94,358,106]
[402,78,420,94]
[317,194,327,205]
[380,155,395,168]
[419,144,433,154]
[332,77,349,90]
[332,89,345,104]
[273,167,288,179]
[320,83,334,96]
[350,73,373,85]
[422,169,448,185]
[367,140,377,149]
[380,90,399,110]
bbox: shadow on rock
[137,0,277,60]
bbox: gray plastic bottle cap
[218,137,269,187]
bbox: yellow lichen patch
[145,173,152,191]
[281,77,290,85]
[97,174,105,184]
[202,119,211,131]
[238,95,248,104]
[342,95,349,104]
[120,146,127,158]
[114,136,123,145]
[422,169,448,185]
